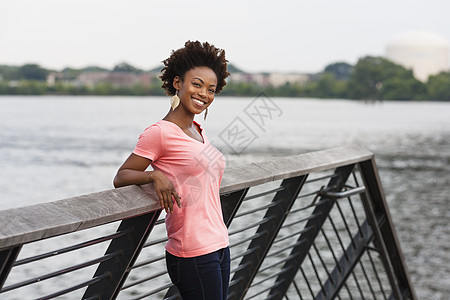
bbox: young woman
[113,41,231,300]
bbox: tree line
[0,57,449,100]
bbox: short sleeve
[132,124,163,161]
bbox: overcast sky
[1,0,449,73]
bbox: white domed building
[386,30,449,82]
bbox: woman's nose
[198,89,207,97]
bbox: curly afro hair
[160,41,230,96]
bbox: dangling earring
[204,107,208,120]
[170,90,180,110]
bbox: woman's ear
[173,76,181,90]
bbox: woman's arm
[113,153,154,188]
[113,153,181,213]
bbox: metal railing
[0,146,416,299]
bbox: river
[0,95,449,298]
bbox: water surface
[0,96,448,298]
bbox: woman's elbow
[113,174,123,188]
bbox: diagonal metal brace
[315,220,374,299]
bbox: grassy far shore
[1,57,449,100]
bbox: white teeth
[193,99,204,106]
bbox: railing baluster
[14,230,129,266]
[2,250,121,292]
[35,273,110,300]
[308,252,326,297]
[351,269,366,299]
[316,220,374,299]
[358,260,377,298]
[300,266,315,298]
[312,243,334,285]
[367,247,389,299]
[342,282,355,300]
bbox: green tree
[220,82,260,96]
[93,82,114,95]
[314,72,348,98]
[0,65,20,80]
[382,77,426,100]
[227,63,245,74]
[18,64,49,81]
[113,62,141,73]
[347,56,425,100]
[301,81,319,97]
[0,81,10,94]
[277,82,305,97]
[426,72,450,100]
[61,68,82,80]
[15,80,47,94]
[324,62,353,80]
[81,66,109,72]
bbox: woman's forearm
[113,169,154,188]
[114,168,181,213]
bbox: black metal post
[222,188,250,227]
[83,210,161,299]
[359,160,417,300]
[0,245,22,291]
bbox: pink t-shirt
[133,120,229,257]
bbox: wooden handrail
[0,145,372,250]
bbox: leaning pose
[114,40,231,300]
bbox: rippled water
[0,96,449,298]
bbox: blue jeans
[166,247,231,300]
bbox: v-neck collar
[160,119,205,144]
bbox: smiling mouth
[192,98,207,106]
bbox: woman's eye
[193,82,201,87]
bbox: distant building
[108,72,140,87]
[46,72,67,86]
[229,72,267,85]
[229,72,310,87]
[76,72,157,87]
[267,73,310,87]
[77,72,109,87]
[386,30,449,82]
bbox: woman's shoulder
[139,120,164,137]
[142,120,170,131]
[140,119,180,138]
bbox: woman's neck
[163,109,195,130]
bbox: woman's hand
[151,170,181,213]
[114,153,181,213]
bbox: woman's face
[173,66,218,115]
